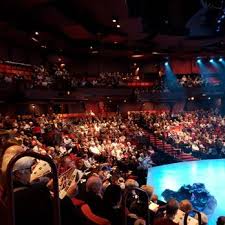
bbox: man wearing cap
[0,145,84,225]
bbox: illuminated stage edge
[147,159,225,225]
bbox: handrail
[5,151,61,225]
[184,210,201,225]
[122,187,150,225]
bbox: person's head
[125,179,139,189]
[217,216,225,225]
[103,184,122,208]
[141,185,154,200]
[86,175,103,195]
[1,145,34,187]
[179,199,192,213]
[151,194,158,203]
[166,198,179,219]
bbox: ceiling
[1,0,225,59]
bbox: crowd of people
[0,64,134,90]
[177,74,206,88]
[0,112,224,225]
[138,110,225,158]
[0,63,223,93]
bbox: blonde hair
[141,185,154,199]
[0,145,24,189]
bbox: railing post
[5,151,61,225]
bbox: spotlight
[222,15,225,19]
[112,19,117,23]
[197,59,201,63]
[35,31,39,35]
[116,24,120,28]
[210,59,214,63]
[164,62,169,66]
[218,20,221,23]
[208,97,211,100]
[219,58,223,62]
[191,97,194,101]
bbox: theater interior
[0,1,225,225]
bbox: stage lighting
[197,59,201,63]
[164,62,169,66]
[219,58,223,62]
[210,59,214,63]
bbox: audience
[0,111,224,225]
[137,110,225,158]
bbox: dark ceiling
[1,0,225,59]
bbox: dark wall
[0,40,129,73]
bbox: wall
[142,58,221,75]
[0,40,129,74]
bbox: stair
[148,133,198,162]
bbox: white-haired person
[83,175,105,217]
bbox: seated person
[154,198,179,225]
[0,145,84,225]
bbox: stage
[147,159,225,225]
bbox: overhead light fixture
[197,59,201,63]
[210,58,214,63]
[131,54,144,58]
[35,31,39,35]
[191,97,194,101]
[219,58,223,62]
[164,62,169,66]
[90,46,93,49]
[112,19,117,23]
[31,37,38,42]
[116,24,121,28]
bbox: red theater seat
[80,204,111,225]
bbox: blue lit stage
[147,159,225,225]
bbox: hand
[66,180,78,198]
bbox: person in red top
[154,198,179,225]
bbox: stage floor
[147,159,225,225]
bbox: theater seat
[72,197,85,207]
[81,204,111,225]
